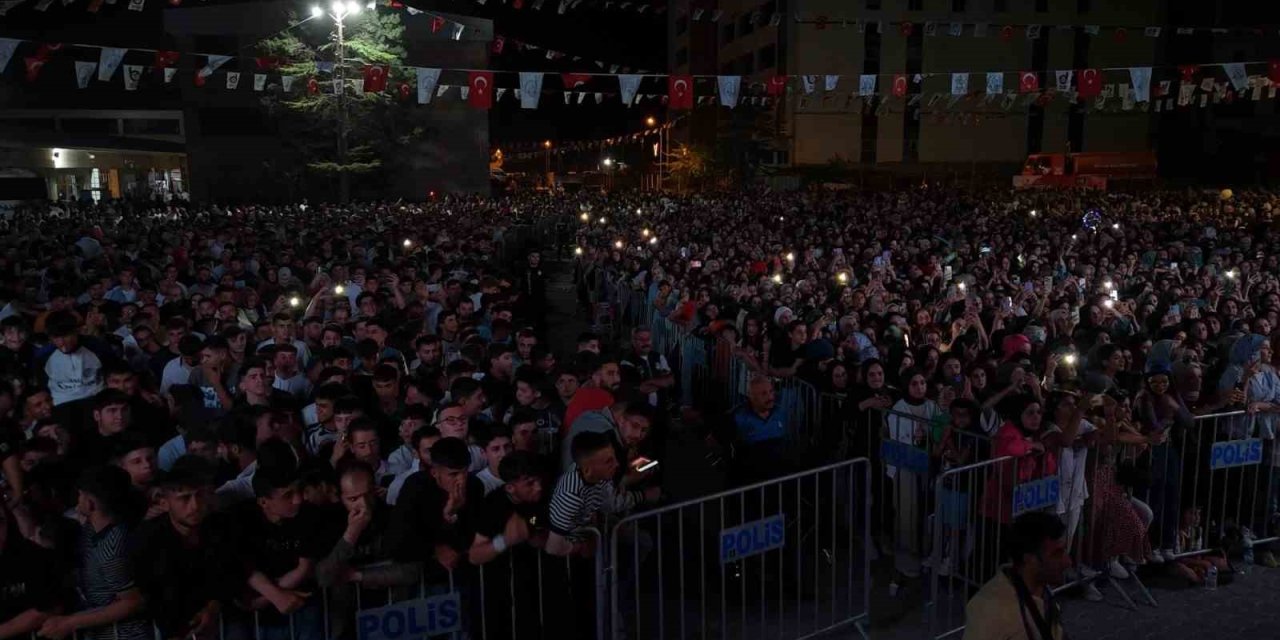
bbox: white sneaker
[1109,558,1131,580]
[1146,551,1165,564]
[1078,565,1100,579]
[1083,583,1104,602]
[1160,549,1177,562]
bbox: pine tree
[257,11,426,202]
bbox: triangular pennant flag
[951,72,968,95]
[23,57,45,82]
[710,9,721,21]
[858,74,876,96]
[74,60,96,88]
[691,8,703,20]
[924,22,937,36]
[254,73,267,91]
[98,47,127,81]
[593,92,602,103]
[1224,63,1248,92]
[1026,24,1041,39]
[226,71,241,90]
[1199,77,1215,93]
[717,75,740,108]
[163,67,177,83]
[282,75,297,92]
[452,23,466,40]
[34,0,53,9]
[609,64,619,73]
[497,87,508,101]
[948,22,963,36]
[1055,70,1073,92]
[316,61,335,74]
[127,0,143,9]
[973,23,988,37]
[460,86,469,101]
[770,12,781,27]
[1083,25,1100,35]
[618,74,642,105]
[825,75,839,91]
[563,91,571,104]
[1128,67,1151,102]
[431,16,445,32]
[0,38,17,74]
[800,75,816,94]
[986,72,1004,95]
[436,84,448,98]
[200,54,232,79]
[519,71,543,109]
[123,64,142,90]
[1144,26,1161,38]
[576,91,586,104]
[1177,82,1195,106]
[416,67,441,104]
[1121,85,1134,110]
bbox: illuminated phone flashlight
[289,296,300,308]
[614,240,624,249]
[1226,269,1237,280]
[1104,280,1114,291]
[1104,298,1115,309]
[1112,223,1120,230]
[636,208,642,214]
[1063,353,1077,365]
[334,285,345,295]
[580,212,589,222]
[403,238,412,248]
[648,236,658,245]
[958,282,967,291]
[1029,209,1038,217]
[641,228,650,237]
[574,247,583,256]
[785,252,795,262]
[1071,233,1078,240]
[771,273,783,284]
[837,272,849,284]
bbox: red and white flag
[892,74,908,97]
[1077,68,1102,98]
[766,75,788,96]
[668,74,694,109]
[363,64,388,93]
[1018,70,1039,93]
[561,73,591,89]
[468,71,494,108]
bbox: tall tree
[257,10,427,202]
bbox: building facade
[667,0,1277,175]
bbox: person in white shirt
[473,423,513,495]
[386,406,431,478]
[160,335,204,395]
[269,343,311,399]
[256,312,313,370]
[41,311,104,408]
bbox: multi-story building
[668,0,1279,181]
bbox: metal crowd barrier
[607,458,873,640]
[38,531,604,640]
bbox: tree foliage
[256,11,432,197]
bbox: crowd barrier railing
[40,529,603,640]
[607,457,873,640]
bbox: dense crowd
[571,187,1280,606]
[1,186,1279,640]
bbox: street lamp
[543,140,552,184]
[309,1,363,202]
[645,116,656,127]
[602,157,614,167]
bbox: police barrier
[607,458,873,640]
[927,451,1059,639]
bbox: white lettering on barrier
[720,514,786,564]
[1210,438,1263,470]
[356,594,461,640]
[1011,476,1060,517]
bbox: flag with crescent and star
[668,74,693,109]
[468,71,494,108]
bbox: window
[993,0,1006,12]
[676,15,687,35]
[908,0,922,10]
[722,22,735,43]
[867,0,881,9]
[738,13,754,37]
[675,47,688,66]
[1035,0,1047,11]
[757,43,777,70]
[952,0,966,10]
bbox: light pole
[646,116,659,190]
[543,140,552,187]
[311,1,363,202]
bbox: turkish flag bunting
[899,22,913,37]
[154,50,180,68]
[1000,25,1014,42]
[363,65,389,93]
[1178,65,1199,83]
[24,57,44,82]
[766,75,788,96]
[398,83,412,100]
[469,71,494,108]
[194,71,207,87]
[1269,60,1280,85]
[492,36,505,55]
[513,0,523,8]
[1114,27,1128,43]
[431,16,446,33]
[892,75,908,97]
[1018,70,1039,93]
[1077,68,1102,98]
[308,78,320,95]
[668,74,694,109]
[255,56,281,71]
[561,73,591,89]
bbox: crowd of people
[570,187,1280,604]
[0,185,1278,640]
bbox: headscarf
[1218,333,1269,392]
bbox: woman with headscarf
[884,368,943,595]
[1215,333,1280,565]
[977,394,1059,578]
